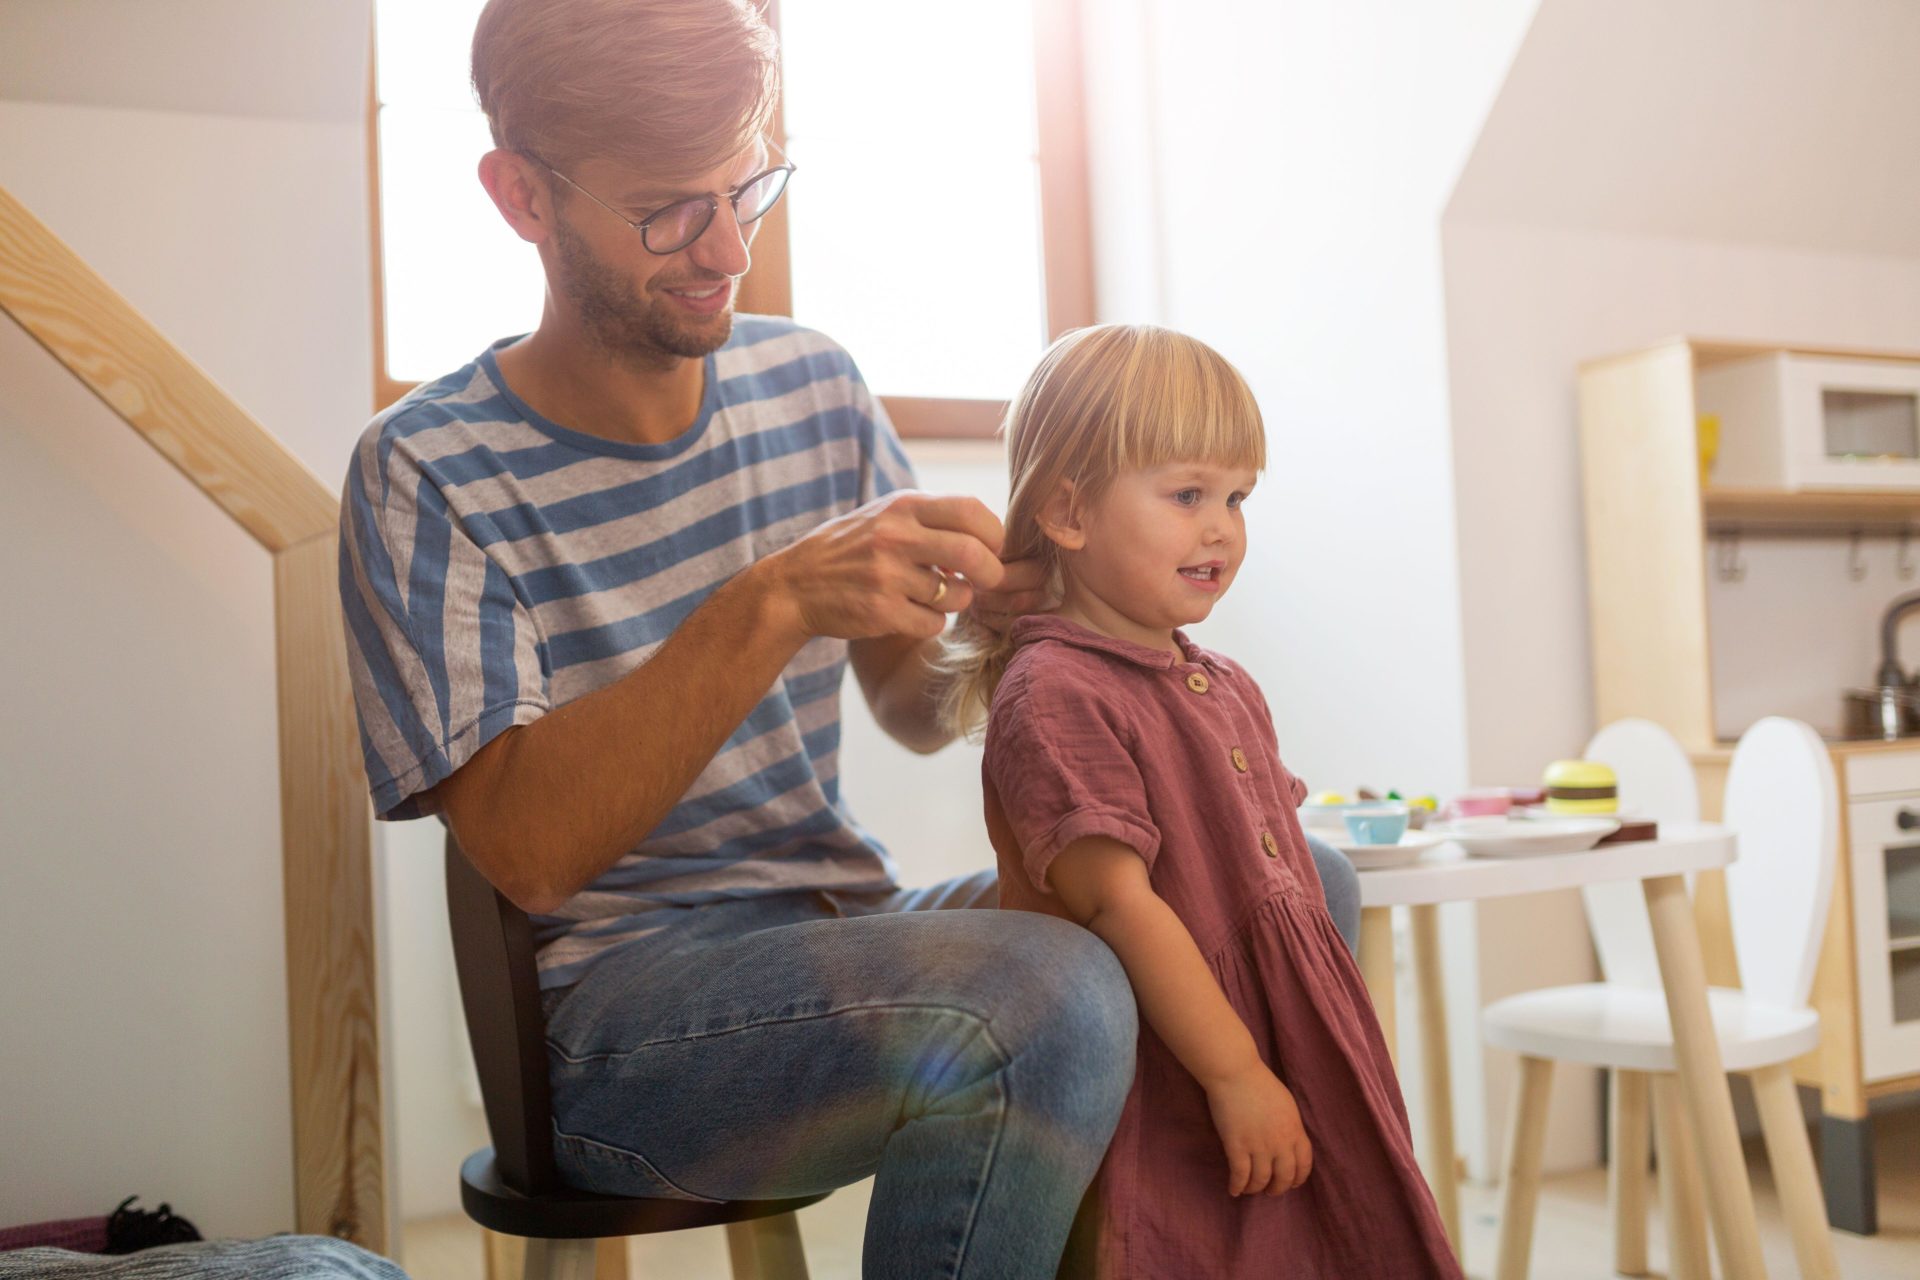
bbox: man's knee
[998,916,1137,1117]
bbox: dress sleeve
[337,429,551,820]
[983,664,1161,893]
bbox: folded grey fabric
[0,1235,409,1278]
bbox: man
[338,1,1356,1273]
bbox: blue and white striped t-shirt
[338,315,916,987]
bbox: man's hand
[761,491,1010,642]
[964,555,1056,636]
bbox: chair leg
[1494,1055,1554,1280]
[1609,1069,1651,1277]
[522,1238,598,1280]
[1751,1064,1841,1280]
[485,1229,524,1280]
[1651,1075,1711,1280]
[726,1211,810,1280]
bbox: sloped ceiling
[0,0,368,123]
[1446,0,1920,258]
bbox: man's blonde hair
[471,0,780,182]
[933,325,1267,737]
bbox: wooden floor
[401,1107,1920,1279]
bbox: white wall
[1442,0,1920,1177]
[0,3,379,1238]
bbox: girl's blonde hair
[934,324,1266,737]
[471,0,779,182]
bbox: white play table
[1355,822,1768,1279]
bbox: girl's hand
[1204,1063,1314,1197]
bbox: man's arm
[429,491,1010,914]
[429,560,809,913]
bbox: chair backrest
[1580,718,1703,988]
[444,832,563,1196]
[1722,716,1838,1009]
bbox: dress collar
[1009,614,1221,671]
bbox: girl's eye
[1174,489,1201,506]
[1228,492,1246,508]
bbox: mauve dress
[982,615,1461,1279]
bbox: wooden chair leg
[1651,1075,1711,1280]
[486,1229,524,1280]
[726,1211,810,1280]
[1494,1055,1554,1280]
[522,1237,598,1280]
[1608,1069,1652,1276]
[1751,1064,1841,1280]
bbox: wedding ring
[927,569,949,607]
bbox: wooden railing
[0,185,388,1253]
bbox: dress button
[1261,830,1280,858]
[1185,672,1210,694]
[1231,747,1249,772]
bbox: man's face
[544,144,767,362]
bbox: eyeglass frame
[522,142,795,256]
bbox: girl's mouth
[1178,563,1223,591]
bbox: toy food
[1541,760,1620,815]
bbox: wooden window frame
[368,0,1095,440]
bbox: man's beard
[551,215,733,363]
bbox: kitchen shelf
[1703,487,1920,532]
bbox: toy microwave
[1696,352,1920,490]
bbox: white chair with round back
[1582,718,1702,1278]
[1482,716,1841,1280]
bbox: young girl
[937,325,1460,1278]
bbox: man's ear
[478,148,555,246]
[1036,479,1088,552]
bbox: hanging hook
[1714,530,1746,584]
[1901,528,1915,581]
[1850,529,1868,582]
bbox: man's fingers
[899,526,1007,591]
[994,556,1051,594]
[906,494,1006,558]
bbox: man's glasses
[527,145,795,256]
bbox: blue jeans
[539,837,1359,1279]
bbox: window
[369,0,1092,437]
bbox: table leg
[1410,903,1461,1248]
[1359,906,1396,1064]
[1642,873,1767,1279]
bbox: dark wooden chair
[444,833,825,1279]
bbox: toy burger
[1541,760,1619,815]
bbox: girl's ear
[1036,479,1088,552]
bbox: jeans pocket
[552,1127,727,1203]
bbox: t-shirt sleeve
[983,666,1161,893]
[849,358,918,502]
[336,430,551,820]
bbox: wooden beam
[275,533,389,1253]
[0,185,337,552]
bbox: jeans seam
[549,1126,726,1203]
[546,999,1004,1066]
[946,1016,1011,1280]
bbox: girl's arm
[1048,835,1312,1196]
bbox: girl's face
[1046,461,1257,651]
